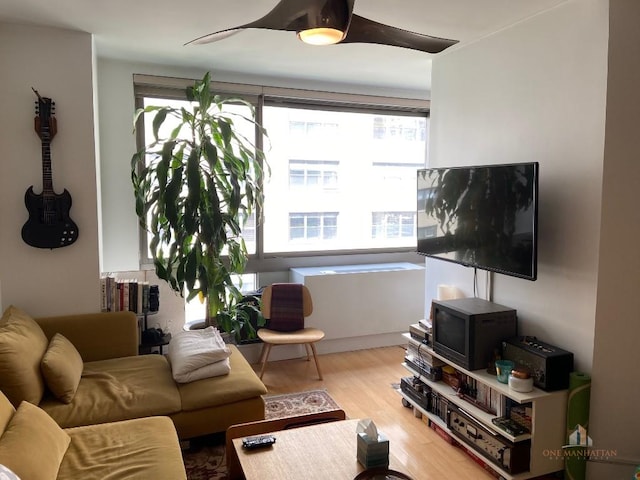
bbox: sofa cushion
[0,306,49,407]
[40,355,181,428]
[0,391,15,437]
[41,333,84,404]
[177,345,267,412]
[58,416,187,480]
[0,401,70,480]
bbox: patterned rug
[183,390,341,480]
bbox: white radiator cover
[290,263,425,342]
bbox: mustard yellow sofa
[0,306,268,440]
[0,389,187,480]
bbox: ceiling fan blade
[187,0,355,46]
[341,14,458,53]
[186,28,245,46]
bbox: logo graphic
[564,424,593,448]
[543,425,617,462]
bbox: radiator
[290,263,425,340]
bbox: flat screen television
[417,162,538,281]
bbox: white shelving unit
[401,333,568,480]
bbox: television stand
[400,328,567,480]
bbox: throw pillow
[41,333,84,404]
[0,392,15,437]
[0,401,70,480]
[0,306,48,407]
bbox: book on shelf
[455,373,505,416]
[100,275,154,315]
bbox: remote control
[242,435,276,450]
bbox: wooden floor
[254,345,497,480]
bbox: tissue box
[356,432,389,469]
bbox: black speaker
[502,336,573,391]
[149,285,160,312]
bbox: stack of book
[405,338,444,382]
[100,275,154,314]
[409,319,432,345]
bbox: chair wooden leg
[309,342,323,380]
[258,342,268,365]
[304,343,312,361]
[259,344,272,379]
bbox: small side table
[139,333,171,355]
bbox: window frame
[133,75,429,273]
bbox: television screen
[417,162,538,281]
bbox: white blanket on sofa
[168,326,232,383]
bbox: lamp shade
[297,0,350,45]
[297,27,345,45]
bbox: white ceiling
[0,0,567,95]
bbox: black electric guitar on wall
[21,89,79,249]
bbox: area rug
[263,389,340,421]
[183,389,341,480]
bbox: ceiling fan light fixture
[297,27,345,46]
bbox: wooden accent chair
[257,284,325,380]
[225,409,347,480]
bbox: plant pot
[220,331,237,345]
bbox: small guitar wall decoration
[21,88,78,249]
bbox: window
[134,77,428,271]
[289,212,338,241]
[373,116,426,142]
[372,212,416,239]
[184,273,258,324]
[289,160,339,189]
[262,105,426,254]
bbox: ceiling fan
[187,0,458,54]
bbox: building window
[372,212,416,239]
[289,160,339,189]
[373,116,426,142]
[289,212,338,241]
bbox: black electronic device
[448,404,530,475]
[501,336,573,391]
[141,327,164,344]
[432,298,517,371]
[242,435,276,450]
[149,285,160,312]
[491,416,529,436]
[417,162,539,281]
[400,376,432,412]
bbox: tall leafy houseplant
[131,73,266,342]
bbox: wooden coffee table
[232,419,414,479]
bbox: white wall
[97,60,209,273]
[427,0,609,373]
[0,23,101,316]
[589,0,640,476]
[429,1,640,475]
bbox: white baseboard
[237,332,406,365]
